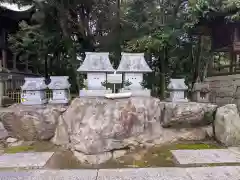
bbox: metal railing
[6,90,53,103]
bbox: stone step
[171,149,240,166]
[0,152,54,169]
[0,167,240,180]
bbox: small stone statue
[192,82,210,103]
[21,77,47,105]
[48,76,71,104]
[167,78,188,102]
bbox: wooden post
[0,76,6,107]
[1,29,7,69]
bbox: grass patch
[100,141,223,168]
[4,145,34,154]
[4,141,59,154]
[172,143,221,150]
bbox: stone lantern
[77,52,114,97]
[48,76,71,104]
[192,82,210,103]
[167,78,188,102]
[117,53,152,97]
[21,77,47,105]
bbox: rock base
[0,97,225,164]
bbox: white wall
[87,73,106,90]
[125,73,143,90]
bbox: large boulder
[53,98,214,157]
[59,97,163,154]
[51,115,69,146]
[0,104,66,141]
[214,104,240,146]
[0,122,8,140]
[161,102,217,127]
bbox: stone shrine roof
[168,79,188,90]
[48,76,71,90]
[193,82,210,91]
[77,52,115,73]
[21,77,47,90]
[117,53,152,73]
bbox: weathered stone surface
[6,137,17,143]
[0,121,8,140]
[112,149,128,159]
[1,167,240,180]
[49,97,216,164]
[176,126,212,141]
[34,170,98,180]
[186,166,240,180]
[161,102,217,127]
[8,140,24,147]
[0,170,98,180]
[74,151,112,164]
[62,97,163,154]
[0,104,66,141]
[97,168,192,180]
[51,116,69,145]
[214,104,240,146]
[172,149,240,165]
[203,125,214,138]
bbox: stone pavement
[0,166,240,179]
[0,152,54,168]
[1,148,240,179]
[171,149,240,165]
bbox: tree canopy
[3,0,240,97]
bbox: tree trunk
[160,46,168,100]
[191,36,202,89]
[44,54,48,80]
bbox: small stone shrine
[21,77,47,105]
[167,78,188,102]
[48,76,71,104]
[77,52,114,97]
[117,53,152,96]
[192,82,210,103]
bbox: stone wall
[203,74,240,106]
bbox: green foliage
[5,0,240,97]
[187,0,240,23]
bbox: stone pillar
[1,29,7,70]
[0,75,8,107]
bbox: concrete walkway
[0,166,239,179]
